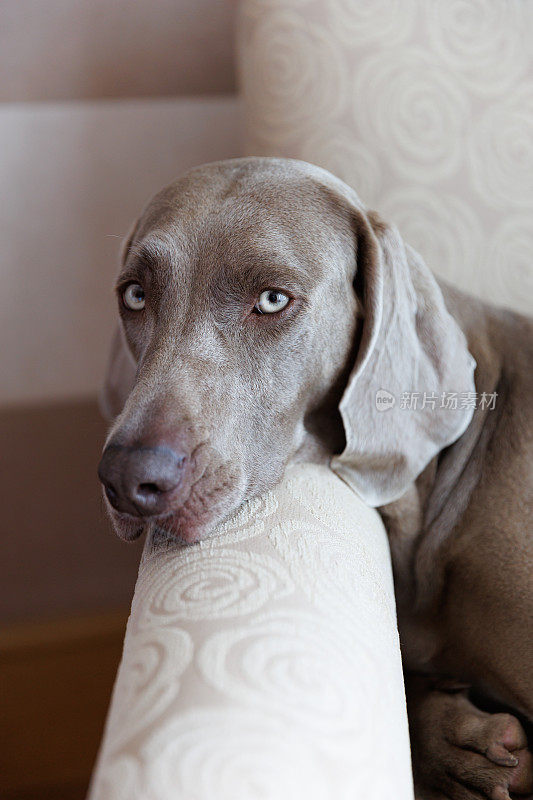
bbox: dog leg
[406,675,533,800]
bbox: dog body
[99,158,532,799]
[390,286,533,696]
[385,286,533,798]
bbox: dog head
[98,157,475,542]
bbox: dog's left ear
[99,221,139,420]
[331,208,476,507]
[99,323,136,420]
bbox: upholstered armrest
[88,464,413,799]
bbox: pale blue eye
[123,283,145,311]
[256,290,290,314]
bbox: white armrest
[88,464,413,800]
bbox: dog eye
[122,283,145,311]
[255,290,290,314]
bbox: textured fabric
[88,464,414,800]
[237,0,533,317]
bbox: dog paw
[407,680,533,800]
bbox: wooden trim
[1,609,129,796]
[1,609,130,656]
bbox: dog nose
[98,444,185,517]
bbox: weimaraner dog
[98,157,532,800]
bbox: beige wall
[0,96,241,406]
[237,0,533,318]
[0,0,241,407]
[1,0,236,101]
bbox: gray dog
[98,157,532,800]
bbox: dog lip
[109,514,145,542]
[108,503,169,524]
[121,526,144,542]
[152,522,201,546]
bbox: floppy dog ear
[99,222,139,420]
[99,323,136,420]
[331,209,476,507]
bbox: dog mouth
[105,461,245,545]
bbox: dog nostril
[138,482,162,496]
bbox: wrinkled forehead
[124,160,355,278]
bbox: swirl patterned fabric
[88,464,414,799]
[237,0,533,316]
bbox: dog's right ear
[330,204,476,507]
[99,222,139,420]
